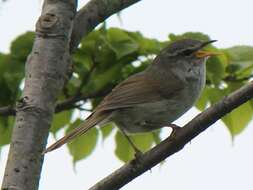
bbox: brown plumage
[43,39,218,154]
[43,72,170,154]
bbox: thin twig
[224,74,253,82]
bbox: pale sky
[1,0,253,190]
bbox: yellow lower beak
[195,50,222,58]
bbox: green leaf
[206,87,225,104]
[195,87,209,111]
[106,28,139,59]
[224,46,253,62]
[127,31,164,55]
[80,30,101,54]
[206,83,252,137]
[237,64,253,78]
[169,32,210,42]
[84,63,122,93]
[132,133,154,151]
[250,99,253,110]
[100,123,114,140]
[152,130,162,145]
[0,79,13,106]
[10,31,35,62]
[67,119,98,163]
[115,131,133,162]
[3,71,23,94]
[222,82,253,136]
[0,54,24,106]
[222,101,253,136]
[73,50,93,74]
[206,56,225,86]
[223,46,253,77]
[226,64,241,74]
[0,117,14,146]
[115,131,154,162]
[0,54,11,74]
[50,110,72,135]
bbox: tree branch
[70,0,141,52]
[0,88,111,117]
[55,88,111,113]
[0,105,15,116]
[89,82,253,190]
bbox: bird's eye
[182,49,194,56]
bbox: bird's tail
[42,112,108,154]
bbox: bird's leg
[166,124,181,140]
[143,121,181,138]
[120,129,143,159]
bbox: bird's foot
[130,149,144,166]
[134,149,143,160]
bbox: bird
[43,39,219,155]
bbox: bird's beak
[195,50,222,58]
[195,40,222,58]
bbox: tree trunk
[1,0,143,189]
[1,0,77,189]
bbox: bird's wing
[43,71,183,154]
[95,72,183,112]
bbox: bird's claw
[134,149,143,160]
[131,149,144,166]
[167,124,181,140]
